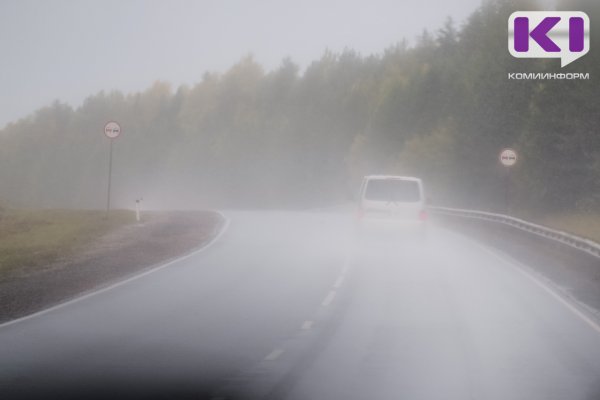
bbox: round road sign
[499,148,518,167]
[104,121,121,139]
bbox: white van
[356,175,427,235]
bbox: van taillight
[419,210,428,221]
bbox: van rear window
[364,179,421,202]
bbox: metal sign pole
[104,121,121,217]
[106,139,113,216]
[499,148,518,215]
[505,167,510,214]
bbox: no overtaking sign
[104,121,121,215]
[499,148,518,167]
[104,121,121,139]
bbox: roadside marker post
[135,198,142,222]
[104,121,121,216]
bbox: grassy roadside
[0,209,134,279]
[537,213,600,244]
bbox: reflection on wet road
[1,210,600,400]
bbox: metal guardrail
[429,206,600,260]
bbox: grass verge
[0,209,134,279]
[538,213,600,244]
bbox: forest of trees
[0,0,598,215]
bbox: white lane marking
[472,240,600,335]
[333,276,345,289]
[321,290,337,307]
[301,320,314,330]
[264,349,284,361]
[0,213,231,330]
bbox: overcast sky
[0,0,554,128]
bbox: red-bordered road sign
[499,148,518,167]
[104,121,122,139]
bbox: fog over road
[1,210,600,399]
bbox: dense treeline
[0,0,598,214]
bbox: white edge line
[466,236,600,335]
[264,349,284,361]
[0,212,231,330]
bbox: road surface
[1,210,600,400]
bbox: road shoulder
[0,210,224,323]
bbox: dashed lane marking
[341,254,352,275]
[333,276,345,289]
[301,320,314,330]
[264,349,284,361]
[321,290,337,307]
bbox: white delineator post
[135,199,141,222]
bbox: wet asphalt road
[1,210,600,400]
